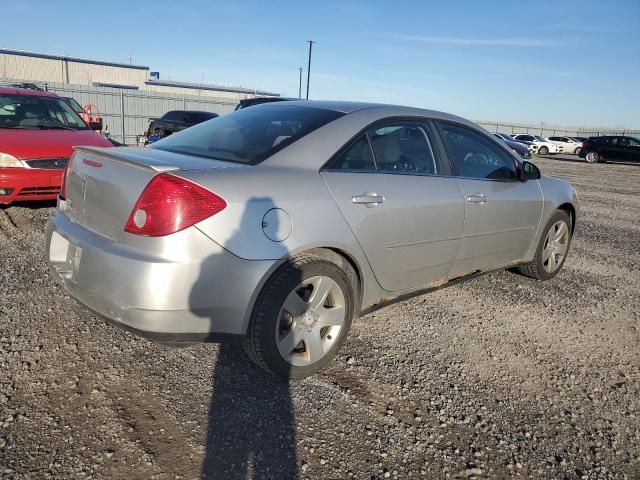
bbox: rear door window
[327,134,376,171]
[326,122,443,175]
[368,124,440,175]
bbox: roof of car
[254,99,474,125]
[185,110,218,115]
[0,86,59,98]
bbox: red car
[0,86,112,204]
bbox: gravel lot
[1,155,639,479]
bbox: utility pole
[298,67,303,99]
[306,40,315,100]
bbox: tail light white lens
[124,174,226,237]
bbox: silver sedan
[46,101,579,379]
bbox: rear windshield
[152,105,344,164]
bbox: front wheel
[585,151,600,163]
[243,250,357,379]
[538,146,549,155]
[574,147,581,155]
[516,210,572,280]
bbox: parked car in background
[140,110,219,145]
[235,97,296,110]
[493,132,514,142]
[573,136,589,143]
[548,136,583,155]
[47,100,578,379]
[493,134,533,160]
[512,134,562,155]
[0,86,112,204]
[579,136,640,163]
[493,133,536,154]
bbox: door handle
[352,192,385,207]
[466,193,487,204]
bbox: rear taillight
[124,173,226,237]
[59,157,73,200]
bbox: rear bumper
[0,168,62,204]
[46,211,276,342]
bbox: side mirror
[520,161,541,181]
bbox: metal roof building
[0,48,279,100]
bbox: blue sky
[4,0,640,127]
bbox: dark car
[493,133,533,160]
[234,97,296,110]
[579,136,640,163]
[144,110,218,143]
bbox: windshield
[64,97,84,114]
[152,104,344,164]
[534,136,546,142]
[0,94,89,130]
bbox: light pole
[306,40,315,100]
[298,67,303,99]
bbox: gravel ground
[1,155,639,479]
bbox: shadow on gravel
[3,200,56,209]
[191,198,298,479]
[201,345,297,479]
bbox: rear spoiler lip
[73,146,180,173]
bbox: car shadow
[3,200,56,209]
[190,197,298,479]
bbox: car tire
[516,210,572,281]
[538,146,549,155]
[585,151,600,163]
[242,250,357,380]
[574,147,581,155]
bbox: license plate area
[49,231,82,279]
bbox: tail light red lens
[124,174,226,237]
[59,156,73,200]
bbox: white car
[512,134,563,155]
[548,136,583,155]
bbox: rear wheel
[538,146,549,155]
[516,210,572,280]
[574,147,581,155]
[243,250,357,379]
[585,151,600,163]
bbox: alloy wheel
[275,276,346,367]
[542,221,570,273]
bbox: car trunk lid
[64,146,239,240]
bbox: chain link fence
[475,121,639,139]
[2,79,638,143]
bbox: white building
[0,48,279,100]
